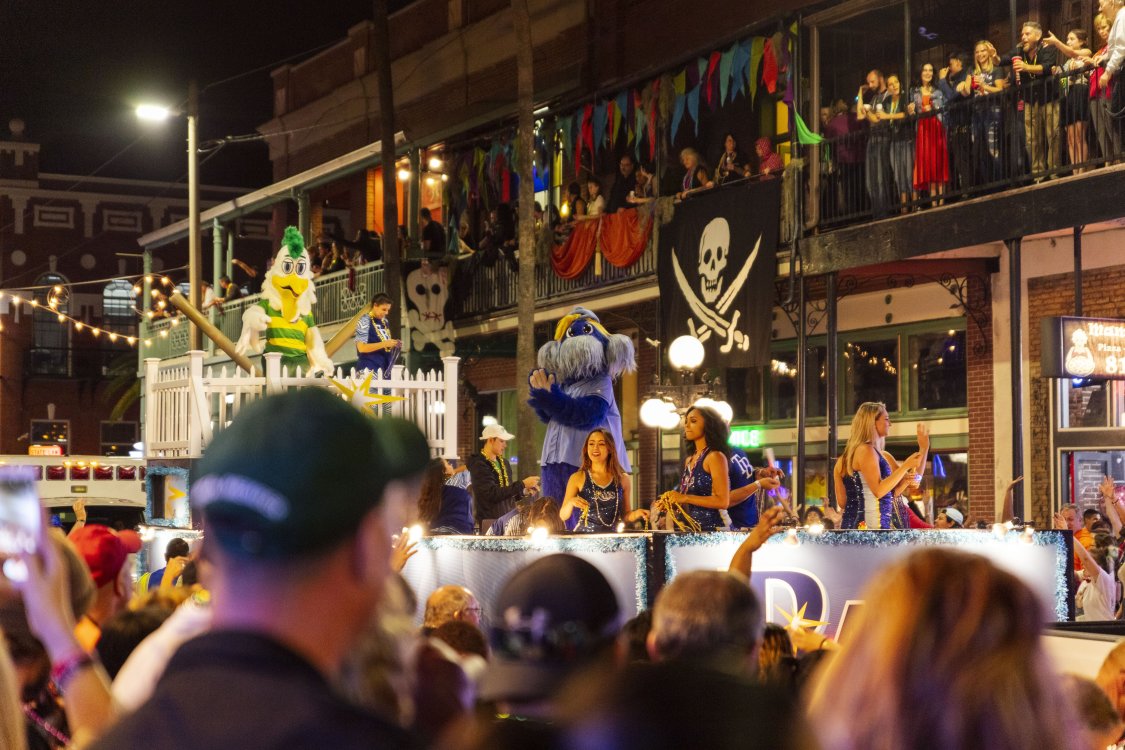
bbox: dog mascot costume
[528,307,636,505]
[235,226,334,375]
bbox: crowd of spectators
[820,4,1125,221]
[3,389,1124,749]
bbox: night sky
[1,0,387,188]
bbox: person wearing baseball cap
[466,423,539,525]
[69,525,142,653]
[92,387,428,750]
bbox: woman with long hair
[416,458,474,535]
[833,402,920,529]
[677,148,713,199]
[661,406,731,531]
[966,40,1007,184]
[808,548,1078,750]
[912,62,949,204]
[1045,29,1093,173]
[560,429,648,532]
[1088,7,1121,164]
[878,75,916,212]
[714,133,749,184]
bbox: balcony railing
[808,64,1111,230]
[452,219,657,319]
[146,262,384,361]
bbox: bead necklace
[483,448,510,487]
[578,470,620,529]
[23,702,70,747]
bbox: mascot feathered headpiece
[537,306,635,382]
[262,226,317,322]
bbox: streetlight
[136,80,201,351]
[668,334,705,371]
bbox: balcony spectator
[628,160,657,203]
[939,51,973,195]
[1089,11,1120,163]
[823,99,865,218]
[1001,21,1060,178]
[880,75,915,212]
[969,40,1007,186]
[231,258,263,295]
[1099,0,1125,107]
[676,147,713,199]
[1096,1,1125,163]
[317,241,345,277]
[419,207,447,261]
[209,275,243,310]
[715,133,750,184]
[1045,30,1093,174]
[585,176,606,217]
[753,136,783,178]
[858,69,892,217]
[605,154,637,213]
[564,181,586,220]
[912,63,949,206]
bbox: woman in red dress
[912,63,949,206]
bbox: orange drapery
[549,207,652,279]
[550,219,598,279]
[599,206,653,268]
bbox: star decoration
[329,371,405,417]
[776,602,829,631]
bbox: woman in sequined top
[663,406,731,532]
[833,402,920,529]
[560,429,648,532]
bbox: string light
[0,272,183,348]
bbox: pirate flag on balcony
[657,179,779,367]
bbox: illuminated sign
[70,486,87,494]
[729,425,763,449]
[1041,316,1125,379]
[28,445,63,456]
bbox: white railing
[143,351,459,460]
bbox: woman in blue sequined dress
[560,429,649,532]
[833,402,921,529]
[662,406,731,532]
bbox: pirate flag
[658,179,779,368]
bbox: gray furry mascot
[528,307,636,508]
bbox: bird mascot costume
[235,226,334,374]
[528,306,636,504]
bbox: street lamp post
[186,81,201,351]
[137,82,202,350]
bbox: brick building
[138,0,1125,524]
[0,118,265,456]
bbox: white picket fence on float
[142,350,459,460]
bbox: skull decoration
[698,217,729,304]
[405,265,449,333]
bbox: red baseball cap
[70,525,142,587]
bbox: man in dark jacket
[466,423,539,524]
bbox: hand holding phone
[0,467,42,573]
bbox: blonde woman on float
[833,402,920,529]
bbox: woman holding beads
[657,405,732,532]
[833,402,921,529]
[560,429,648,531]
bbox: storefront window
[909,329,965,411]
[1061,380,1110,429]
[767,347,827,421]
[844,338,899,413]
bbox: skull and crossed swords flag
[657,179,779,367]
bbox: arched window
[30,273,69,376]
[102,280,137,334]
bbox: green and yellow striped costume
[258,299,315,369]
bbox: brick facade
[1028,263,1125,524]
[965,276,996,523]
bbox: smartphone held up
[0,466,43,581]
